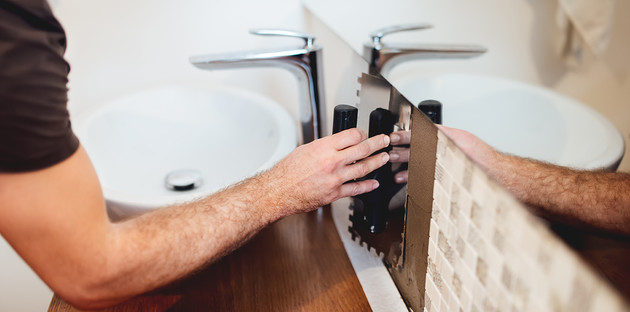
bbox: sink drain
[165,170,203,191]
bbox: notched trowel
[332,73,413,269]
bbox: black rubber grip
[332,104,358,134]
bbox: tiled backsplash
[424,130,629,312]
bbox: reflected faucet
[363,24,487,76]
[190,29,325,144]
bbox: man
[0,0,390,309]
[389,126,630,236]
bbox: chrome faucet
[364,24,487,76]
[190,29,325,144]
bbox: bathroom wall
[0,237,54,311]
[303,0,630,172]
[0,0,305,310]
[50,0,305,131]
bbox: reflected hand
[436,125,498,171]
[389,130,411,183]
[388,125,499,184]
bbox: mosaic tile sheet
[423,130,630,312]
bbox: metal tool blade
[349,72,410,268]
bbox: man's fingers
[338,180,380,198]
[390,130,411,146]
[341,152,389,182]
[394,170,408,184]
[389,148,410,163]
[342,134,389,164]
[330,128,367,150]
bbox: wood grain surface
[552,223,630,300]
[48,206,371,312]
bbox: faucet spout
[363,24,487,76]
[365,43,487,75]
[190,30,325,144]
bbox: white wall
[0,237,53,311]
[0,0,303,310]
[53,0,305,126]
[304,0,630,172]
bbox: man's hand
[0,128,391,309]
[388,125,499,184]
[389,130,411,183]
[436,125,499,171]
[266,128,390,217]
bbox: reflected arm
[438,125,630,236]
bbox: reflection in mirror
[305,3,630,312]
[304,5,420,275]
[328,66,415,267]
[363,24,486,77]
[304,7,438,309]
[303,0,629,173]
[343,73,412,267]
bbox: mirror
[303,2,630,310]
[305,14,417,267]
[304,13,441,309]
[303,0,630,173]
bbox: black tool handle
[361,108,395,234]
[332,104,358,134]
[418,99,442,124]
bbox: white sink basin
[393,74,624,170]
[74,84,297,219]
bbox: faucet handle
[370,23,433,46]
[249,29,316,49]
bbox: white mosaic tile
[436,214,451,243]
[485,276,502,306]
[440,298,449,312]
[496,286,512,312]
[428,234,438,261]
[459,262,476,294]
[460,288,473,312]
[448,293,461,312]
[591,285,627,312]
[485,243,504,281]
[430,218,439,238]
[434,179,450,216]
[456,212,470,240]
[425,272,440,312]
[441,254,454,289]
[471,279,486,308]
[422,130,630,312]
[458,191,473,223]
[548,255,578,305]
[462,241,478,273]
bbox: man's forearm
[9,130,390,309]
[2,149,287,309]
[96,172,285,307]
[89,133,390,307]
[489,153,630,235]
[434,125,630,236]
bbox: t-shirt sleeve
[0,0,79,172]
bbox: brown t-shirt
[0,0,79,172]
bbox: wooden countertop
[48,206,371,312]
[47,207,630,311]
[552,223,630,300]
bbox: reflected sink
[393,74,624,170]
[74,84,297,219]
